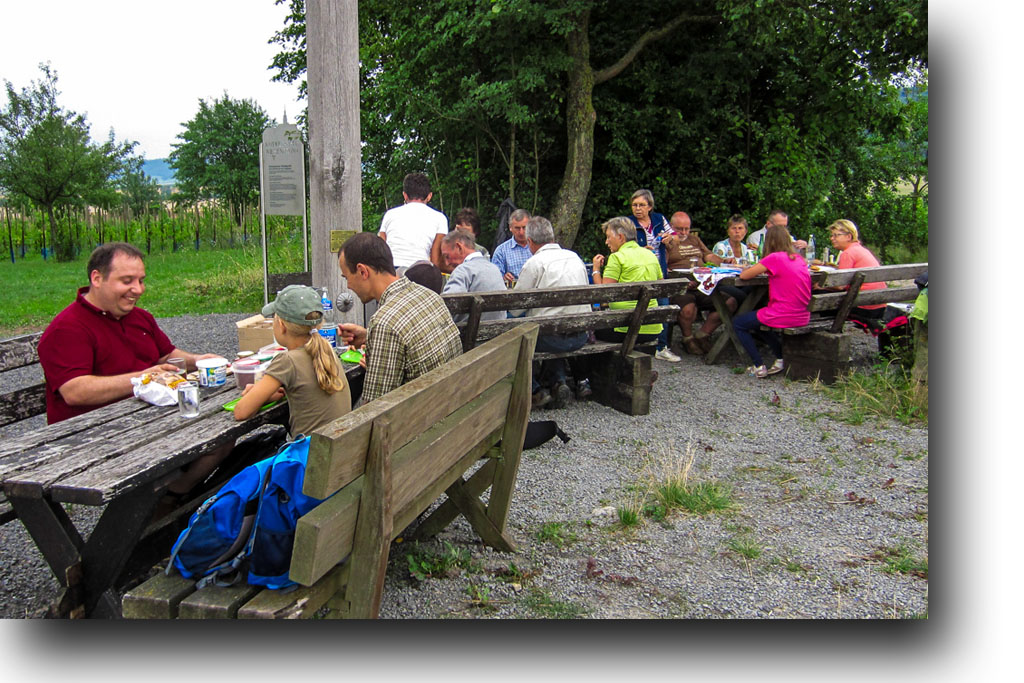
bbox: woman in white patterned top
[712,214,757,264]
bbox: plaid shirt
[490,237,533,279]
[361,277,462,404]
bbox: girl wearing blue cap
[234,285,350,436]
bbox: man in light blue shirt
[440,231,508,323]
[490,209,533,286]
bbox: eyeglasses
[631,202,649,208]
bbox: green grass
[657,480,732,515]
[0,242,307,337]
[536,521,577,547]
[521,587,588,619]
[817,361,928,426]
[405,541,480,581]
[874,543,928,579]
[728,535,762,560]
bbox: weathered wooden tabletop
[0,361,363,618]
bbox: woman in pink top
[828,219,887,323]
[733,225,811,377]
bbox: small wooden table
[0,363,363,618]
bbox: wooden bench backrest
[0,332,45,427]
[289,323,538,587]
[808,263,927,313]
[441,280,692,315]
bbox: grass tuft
[816,361,928,426]
[640,438,733,517]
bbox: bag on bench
[167,435,325,591]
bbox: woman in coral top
[828,219,887,324]
[733,225,811,378]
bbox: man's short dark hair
[340,233,397,276]
[87,242,145,280]
[454,207,481,236]
[403,172,432,201]
[404,261,444,294]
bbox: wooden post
[307,0,363,327]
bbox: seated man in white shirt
[378,172,449,272]
[440,231,508,323]
[508,216,591,409]
[747,209,807,253]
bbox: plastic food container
[232,359,262,389]
[196,357,229,387]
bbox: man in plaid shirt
[338,233,462,404]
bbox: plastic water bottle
[806,234,816,262]
[320,287,335,324]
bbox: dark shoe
[532,389,552,409]
[682,336,704,355]
[576,379,593,400]
[695,334,713,354]
[551,382,573,409]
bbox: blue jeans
[656,296,669,350]
[732,310,781,367]
[533,332,588,392]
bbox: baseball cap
[261,285,324,326]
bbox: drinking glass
[168,357,187,375]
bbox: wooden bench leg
[486,333,533,536]
[580,350,652,416]
[782,331,853,384]
[337,417,393,619]
[413,458,497,540]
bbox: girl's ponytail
[304,329,346,395]
[278,316,345,395]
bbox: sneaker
[532,388,551,409]
[655,347,682,363]
[576,378,593,399]
[551,382,573,409]
[766,359,785,375]
[695,334,713,354]
[682,336,704,355]
[746,365,768,378]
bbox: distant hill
[142,158,176,186]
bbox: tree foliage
[0,64,135,261]
[270,0,928,257]
[168,94,273,226]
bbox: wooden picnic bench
[680,263,927,381]
[773,262,928,382]
[442,280,694,415]
[122,323,538,619]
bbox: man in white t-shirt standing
[379,172,449,272]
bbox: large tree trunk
[548,9,707,248]
[549,10,596,248]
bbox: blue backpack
[168,435,325,591]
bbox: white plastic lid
[196,357,229,369]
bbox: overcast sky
[0,0,302,160]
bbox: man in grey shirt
[440,231,508,323]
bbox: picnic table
[667,262,928,373]
[0,362,363,618]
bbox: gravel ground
[0,313,928,619]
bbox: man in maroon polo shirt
[37,242,218,424]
